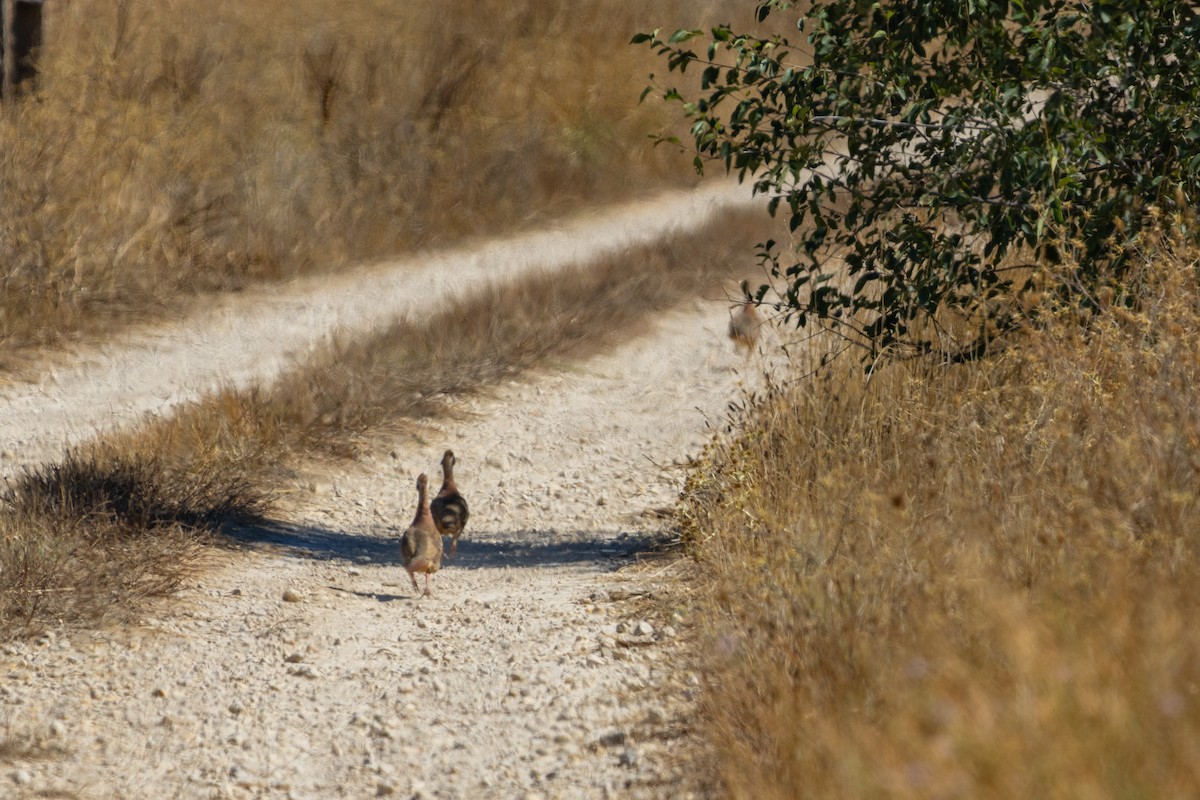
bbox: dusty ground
[0,187,770,799]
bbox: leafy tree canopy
[636,1,1200,360]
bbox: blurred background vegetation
[0,0,720,356]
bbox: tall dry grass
[678,233,1200,798]
[0,206,776,640]
[0,449,260,637]
[0,0,719,357]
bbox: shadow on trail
[222,519,395,564]
[324,585,408,603]
[447,535,662,571]
[222,518,669,571]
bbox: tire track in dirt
[0,181,751,478]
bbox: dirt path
[2,298,753,798]
[0,180,751,478]
[0,186,772,798]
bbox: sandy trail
[0,185,768,799]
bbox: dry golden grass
[0,0,720,358]
[678,233,1200,798]
[0,449,263,639]
[0,206,776,640]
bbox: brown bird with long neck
[728,300,761,353]
[430,449,469,557]
[401,473,443,597]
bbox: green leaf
[668,28,703,44]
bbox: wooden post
[1,1,43,101]
[2,0,14,102]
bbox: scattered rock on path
[597,730,627,748]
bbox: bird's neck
[412,490,430,526]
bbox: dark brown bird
[430,449,469,557]
[728,301,761,352]
[401,473,443,597]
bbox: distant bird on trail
[401,473,443,598]
[430,449,469,557]
[728,301,761,353]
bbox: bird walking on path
[728,301,761,353]
[401,473,443,598]
[431,449,469,557]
